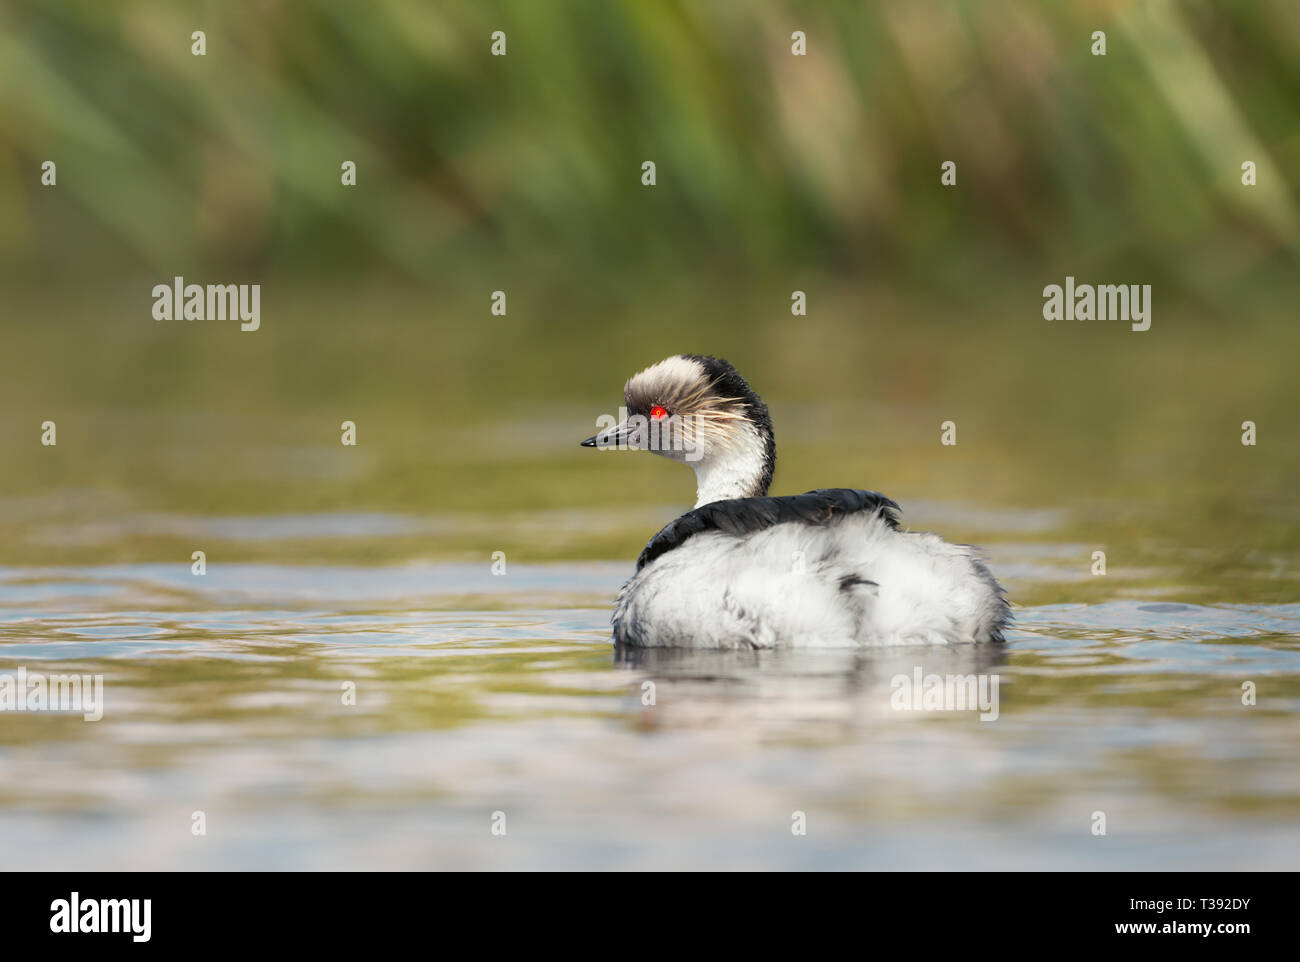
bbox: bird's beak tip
[579,435,598,448]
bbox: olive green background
[0,0,1296,606]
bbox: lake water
[2,507,1296,871]
[1,290,1296,869]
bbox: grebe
[581,355,1009,648]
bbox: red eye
[649,405,668,420]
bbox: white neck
[690,424,769,507]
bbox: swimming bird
[581,354,1008,648]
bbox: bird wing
[635,488,901,571]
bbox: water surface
[2,506,1296,871]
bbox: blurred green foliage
[1,0,1297,299]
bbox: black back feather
[636,488,901,571]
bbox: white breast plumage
[612,492,1007,649]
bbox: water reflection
[614,642,1010,730]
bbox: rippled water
[2,514,1297,870]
